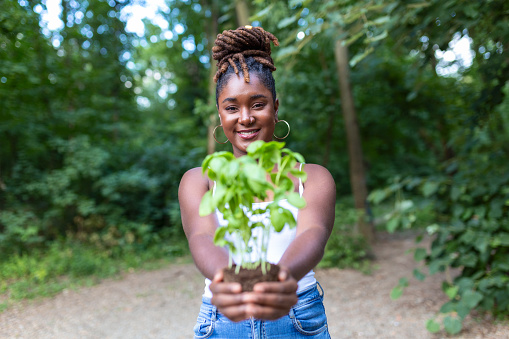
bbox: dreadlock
[213,26,279,104]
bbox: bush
[369,134,509,334]
[319,201,370,272]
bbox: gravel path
[1,234,507,338]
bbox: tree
[334,38,374,243]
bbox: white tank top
[203,163,316,298]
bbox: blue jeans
[193,283,331,338]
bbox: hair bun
[212,26,279,83]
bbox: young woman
[179,26,336,338]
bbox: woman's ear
[274,98,280,122]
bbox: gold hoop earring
[213,125,229,144]
[273,120,290,140]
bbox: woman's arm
[278,164,336,279]
[180,168,259,321]
[178,167,229,280]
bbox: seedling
[199,141,307,275]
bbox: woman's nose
[239,109,254,125]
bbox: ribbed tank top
[202,163,316,298]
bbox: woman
[179,26,336,338]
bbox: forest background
[1,0,508,334]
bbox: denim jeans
[193,282,331,338]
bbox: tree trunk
[334,38,375,245]
[235,0,250,27]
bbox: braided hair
[213,26,279,104]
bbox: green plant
[199,140,306,274]
[319,201,370,272]
[369,153,509,334]
[0,237,188,311]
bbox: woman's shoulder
[179,167,210,192]
[182,166,205,178]
[301,163,335,188]
[302,163,333,177]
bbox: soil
[0,233,508,339]
[223,264,280,291]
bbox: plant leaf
[199,190,214,216]
[426,319,440,333]
[414,248,427,261]
[390,286,403,300]
[445,286,459,300]
[287,192,306,209]
[413,268,426,281]
[443,316,462,335]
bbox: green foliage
[369,180,438,233]
[0,0,202,261]
[390,277,409,300]
[0,238,186,309]
[426,319,441,333]
[199,141,306,273]
[369,99,509,333]
[318,201,370,272]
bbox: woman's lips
[237,129,260,140]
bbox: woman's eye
[253,103,265,109]
[225,106,237,112]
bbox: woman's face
[217,73,279,157]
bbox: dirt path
[1,234,507,338]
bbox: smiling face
[217,74,279,157]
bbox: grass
[0,239,189,312]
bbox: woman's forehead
[219,74,272,100]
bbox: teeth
[239,130,257,135]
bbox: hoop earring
[273,120,290,140]
[213,125,229,144]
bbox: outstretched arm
[180,168,256,321]
[179,167,228,280]
[279,164,336,279]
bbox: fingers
[252,266,297,294]
[242,290,298,309]
[210,280,243,307]
[210,266,299,322]
[278,266,289,281]
[216,304,251,322]
[211,269,224,282]
[210,272,248,322]
[244,303,294,321]
[243,271,298,320]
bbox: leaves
[445,286,459,300]
[201,141,306,271]
[414,248,427,261]
[443,316,462,335]
[425,319,440,333]
[421,181,439,197]
[413,268,426,282]
[199,191,214,217]
[287,192,306,209]
[390,277,409,300]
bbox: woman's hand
[210,266,298,322]
[244,266,298,320]
[209,269,248,322]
